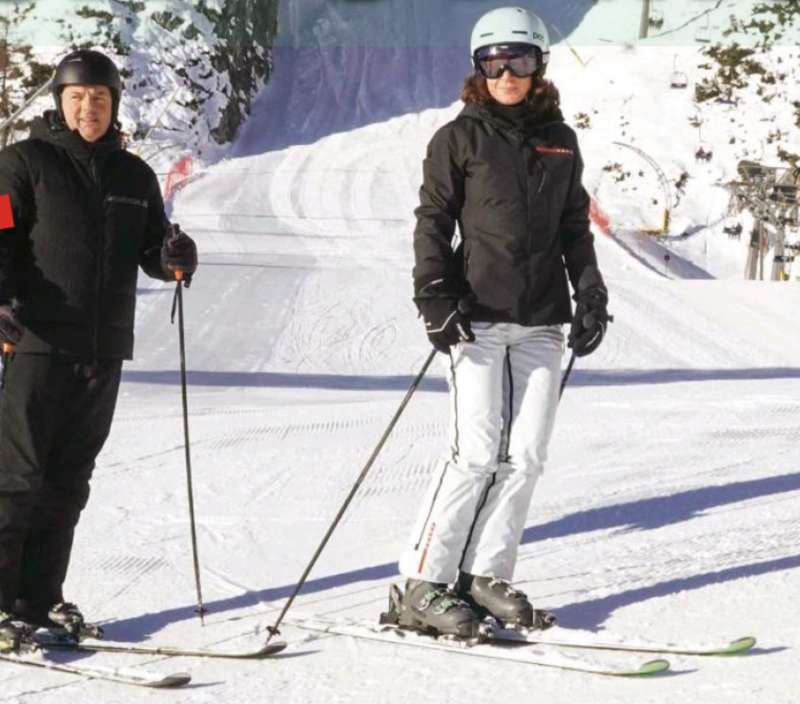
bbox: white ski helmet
[470,7,550,68]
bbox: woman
[394,6,610,639]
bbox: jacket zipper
[516,134,532,253]
[527,154,547,253]
[90,153,103,359]
[538,169,548,193]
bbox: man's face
[60,85,113,142]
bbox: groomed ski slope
[4,2,800,702]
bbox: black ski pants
[0,353,122,613]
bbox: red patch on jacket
[535,146,574,156]
[0,193,14,230]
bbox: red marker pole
[173,268,206,622]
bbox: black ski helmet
[52,49,123,122]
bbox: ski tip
[156,672,192,688]
[259,641,288,657]
[632,658,671,676]
[719,636,756,655]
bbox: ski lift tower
[734,161,800,281]
[772,177,800,280]
[639,0,652,39]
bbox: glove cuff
[575,266,606,294]
[574,266,607,304]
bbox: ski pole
[266,348,438,642]
[559,350,576,398]
[171,268,207,623]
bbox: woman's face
[486,71,532,106]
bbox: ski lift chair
[648,8,664,31]
[774,184,799,206]
[669,55,688,89]
[670,71,688,89]
[695,14,711,43]
[737,160,776,182]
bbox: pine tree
[0,2,35,148]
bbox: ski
[290,617,669,677]
[34,630,287,660]
[376,584,754,657]
[0,650,190,688]
[491,626,757,657]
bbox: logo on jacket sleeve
[0,193,14,230]
[535,146,574,156]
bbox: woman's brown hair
[461,72,561,123]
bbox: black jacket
[413,101,599,325]
[0,111,173,359]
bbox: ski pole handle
[175,269,184,282]
[2,342,13,356]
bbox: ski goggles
[474,44,540,79]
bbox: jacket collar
[29,110,122,160]
[459,101,564,138]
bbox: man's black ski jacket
[0,111,173,359]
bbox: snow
[3,0,800,701]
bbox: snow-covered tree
[694,1,800,174]
[2,1,279,156]
[0,1,53,148]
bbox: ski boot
[0,610,36,653]
[379,580,485,641]
[457,573,557,631]
[46,602,104,641]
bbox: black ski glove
[568,266,611,357]
[0,303,24,347]
[161,224,198,286]
[414,279,475,354]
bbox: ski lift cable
[648,0,724,39]
[548,22,589,67]
[0,70,56,134]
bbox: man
[0,49,198,651]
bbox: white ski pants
[400,322,564,583]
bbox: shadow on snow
[104,470,800,640]
[120,366,800,391]
[554,554,800,630]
